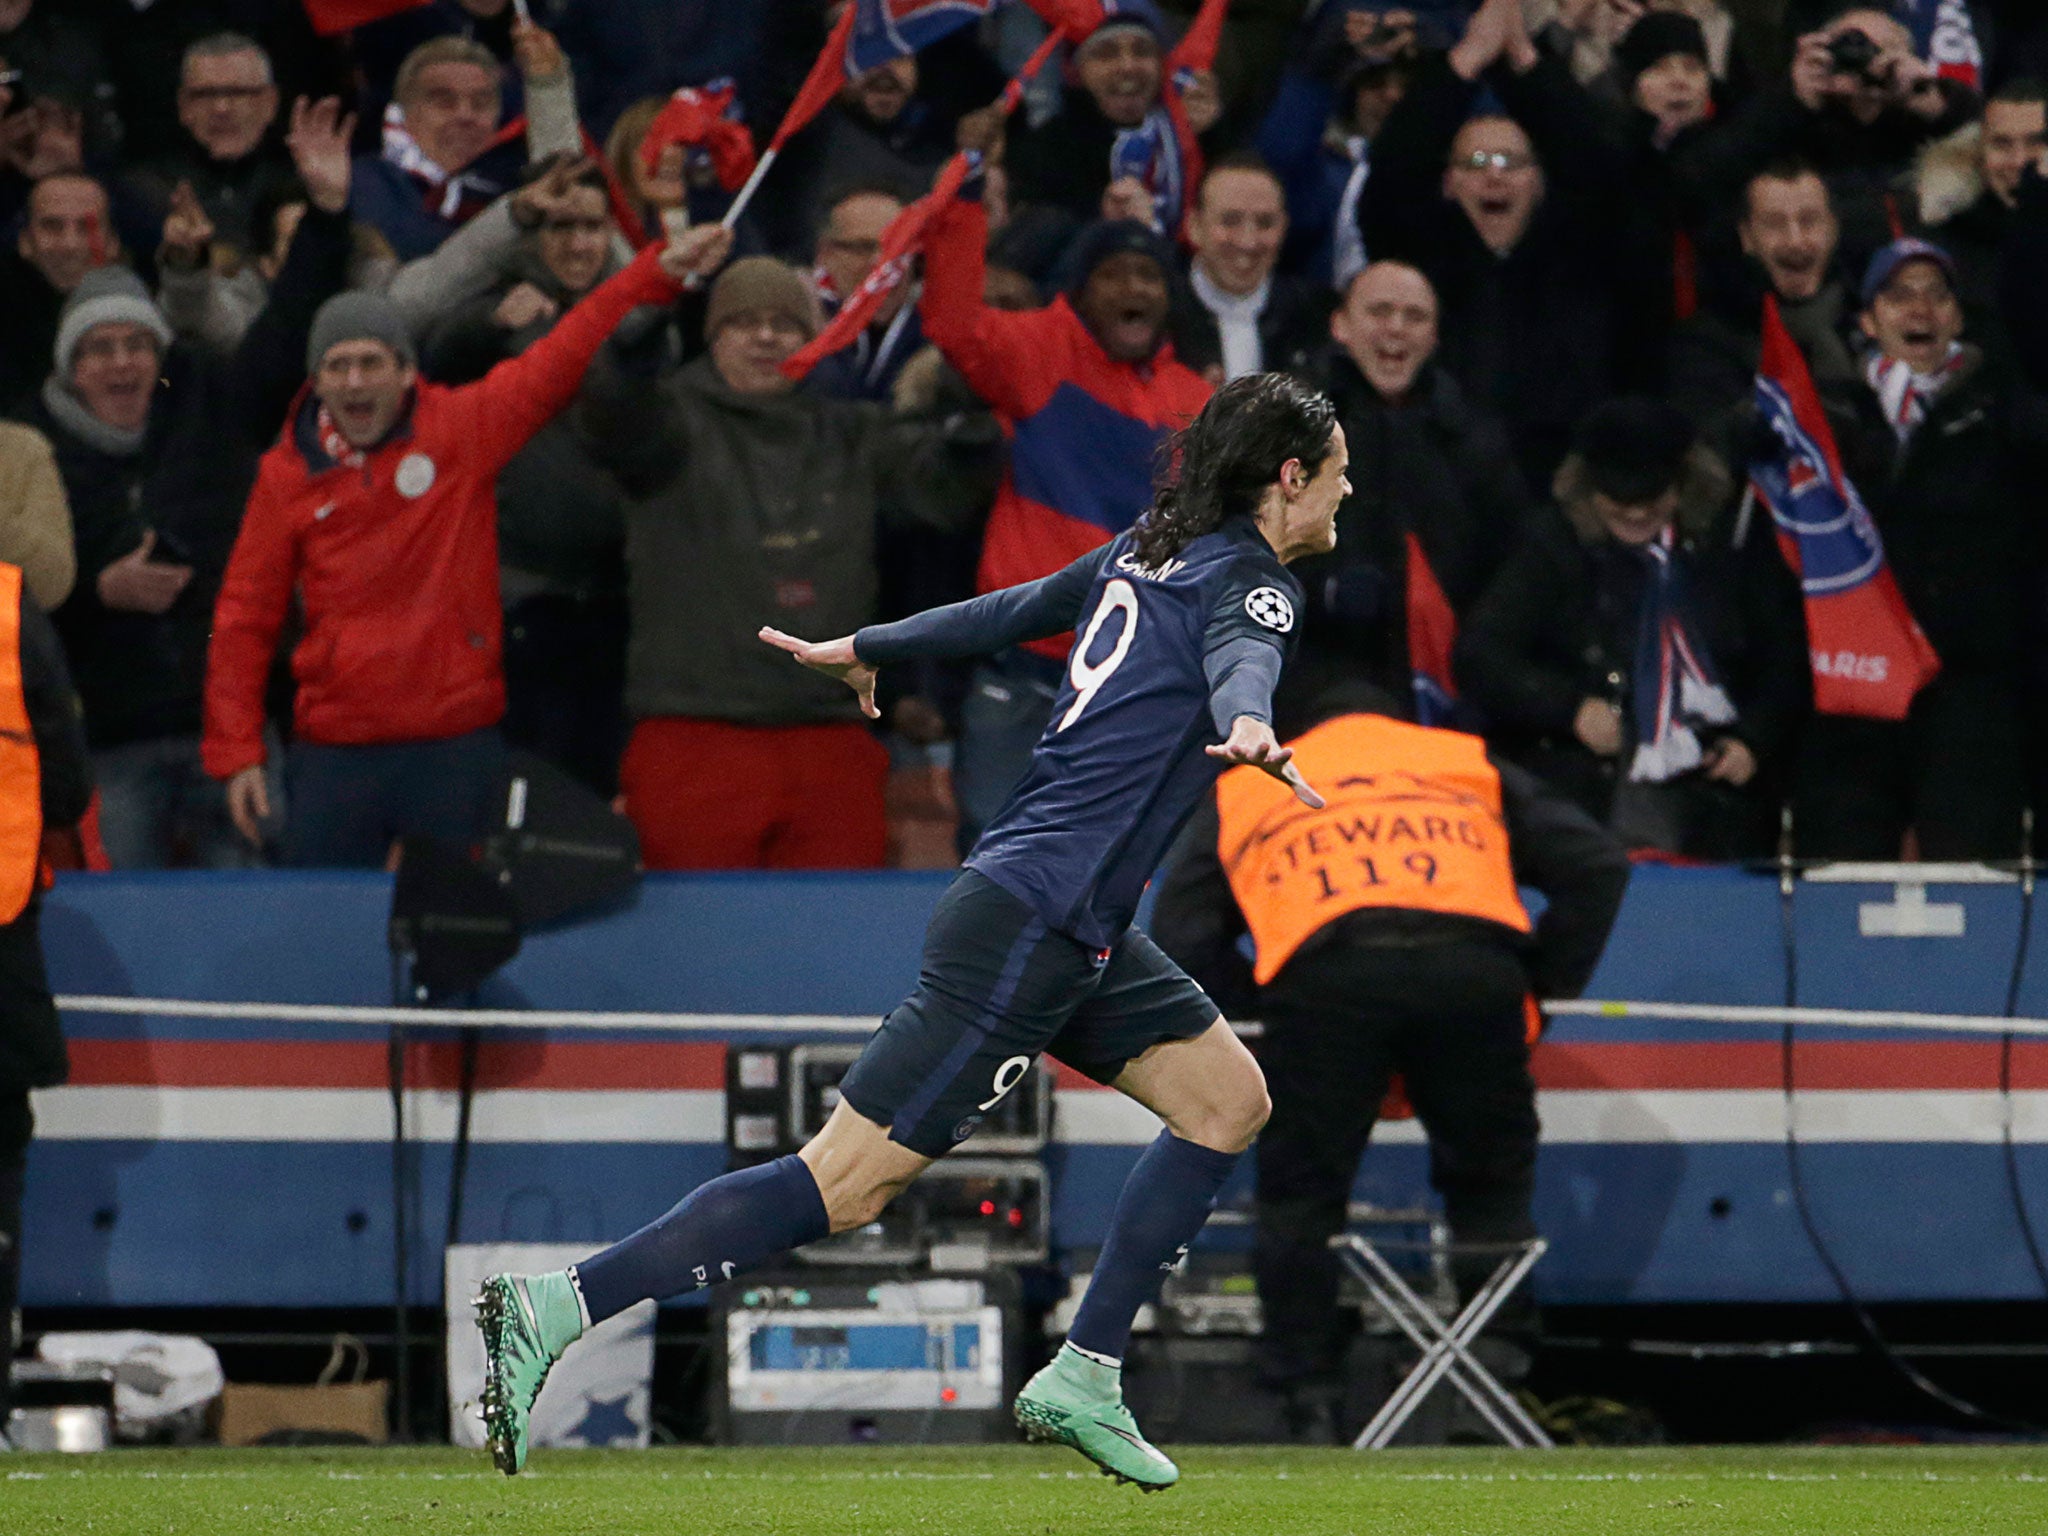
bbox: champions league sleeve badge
[1245,587,1295,633]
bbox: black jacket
[122,139,299,257]
[1151,718,1631,1016]
[0,255,66,418]
[1008,92,1129,226]
[1175,270,1335,381]
[1455,453,1810,833]
[0,583,91,1093]
[1831,349,2048,675]
[1924,189,2011,371]
[1008,90,1220,229]
[2002,168,2048,397]
[1360,52,1665,493]
[1278,353,1530,726]
[29,205,349,749]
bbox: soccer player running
[477,373,1349,1489]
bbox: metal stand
[1331,1233,1552,1449]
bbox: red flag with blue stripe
[1749,297,1940,720]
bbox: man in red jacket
[203,223,735,866]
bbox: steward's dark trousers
[1252,936,1539,1391]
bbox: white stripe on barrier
[1799,861,2017,884]
[28,1087,724,1144]
[52,994,882,1035]
[29,1084,2048,1147]
[52,992,2048,1040]
[1055,1086,2048,1147]
[1541,999,2048,1039]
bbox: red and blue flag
[773,0,1004,151]
[782,27,1064,382]
[1405,532,1459,727]
[852,0,1005,72]
[1898,0,1982,90]
[1749,297,1940,720]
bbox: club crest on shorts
[395,453,437,499]
[1244,587,1294,632]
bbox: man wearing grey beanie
[24,96,361,870]
[204,222,733,867]
[43,270,176,460]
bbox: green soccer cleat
[476,1270,586,1475]
[1013,1344,1179,1491]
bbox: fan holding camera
[1686,6,1978,305]
[1790,9,1962,129]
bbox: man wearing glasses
[1360,0,1662,494]
[126,34,291,256]
[806,183,925,404]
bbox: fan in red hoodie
[202,224,735,866]
[917,180,1211,842]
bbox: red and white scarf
[316,405,368,470]
[1862,343,1964,442]
[381,102,500,222]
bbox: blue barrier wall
[23,865,2048,1309]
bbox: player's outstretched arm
[852,547,1109,665]
[1207,716,1325,809]
[758,629,880,720]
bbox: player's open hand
[759,628,880,720]
[1208,716,1324,809]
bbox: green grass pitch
[7,1444,2047,1535]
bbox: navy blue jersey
[965,522,1301,947]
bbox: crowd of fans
[2,0,2046,872]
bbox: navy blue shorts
[837,869,1219,1157]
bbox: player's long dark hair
[1129,373,1339,568]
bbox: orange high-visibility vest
[0,563,41,922]
[1215,714,1530,984]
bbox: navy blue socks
[1066,1130,1241,1363]
[571,1135,1236,1347]
[571,1153,831,1326]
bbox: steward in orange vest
[1153,694,1628,1437]
[1216,713,1536,985]
[0,558,93,1430]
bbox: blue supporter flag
[773,1,1004,151]
[851,1,1005,73]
